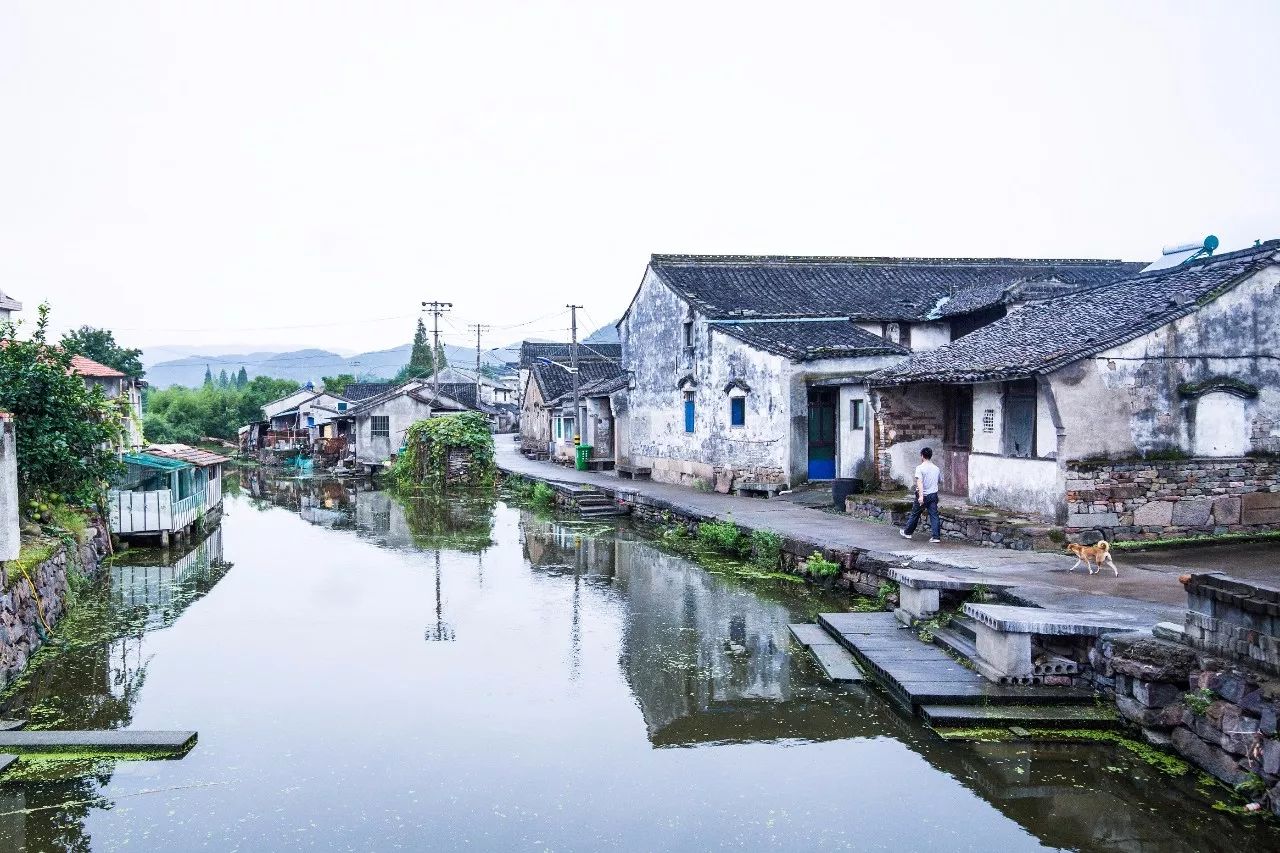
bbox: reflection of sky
[1,484,1274,852]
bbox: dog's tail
[1096,540,1110,555]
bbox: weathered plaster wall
[971,383,1002,455]
[519,376,551,453]
[1051,265,1280,460]
[837,385,871,478]
[911,322,952,351]
[620,269,792,489]
[0,418,17,562]
[967,453,1064,519]
[355,395,434,464]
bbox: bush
[749,530,783,569]
[390,412,496,488]
[144,375,300,441]
[0,305,124,507]
[804,551,840,577]
[530,482,556,506]
[697,519,745,555]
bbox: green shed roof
[122,452,193,472]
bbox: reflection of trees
[393,491,495,553]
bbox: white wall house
[871,241,1280,524]
[617,253,1141,492]
[0,289,21,324]
[343,381,471,466]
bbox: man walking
[900,447,942,543]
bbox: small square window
[371,416,390,437]
[849,399,865,430]
[730,397,746,427]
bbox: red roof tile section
[69,354,126,378]
[143,443,231,467]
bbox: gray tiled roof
[532,359,624,404]
[0,290,20,312]
[710,320,908,361]
[343,382,394,401]
[519,341,620,369]
[871,242,1280,385]
[649,254,1144,322]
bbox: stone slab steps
[568,489,626,518]
[816,612,1094,710]
[919,703,1119,729]
[0,730,197,753]
[788,624,863,683]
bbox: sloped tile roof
[710,319,908,361]
[650,254,1145,322]
[343,382,395,401]
[532,359,624,404]
[69,354,126,378]
[0,290,20,312]
[144,443,230,466]
[871,241,1280,385]
[519,341,620,368]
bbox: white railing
[207,475,222,509]
[109,488,209,534]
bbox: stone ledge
[965,603,1139,636]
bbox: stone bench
[734,481,785,498]
[616,464,651,480]
[884,567,1017,624]
[963,603,1137,684]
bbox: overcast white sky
[2,1,1277,358]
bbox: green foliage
[203,365,213,387]
[0,305,124,506]
[917,611,952,643]
[1235,773,1268,799]
[60,325,145,379]
[217,369,229,388]
[236,367,249,388]
[749,530,783,569]
[321,373,357,396]
[143,375,301,442]
[1184,688,1214,716]
[531,482,556,506]
[696,519,746,555]
[804,551,840,578]
[389,412,496,489]
[1111,530,1280,551]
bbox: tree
[143,375,301,442]
[218,369,230,388]
[1,306,124,505]
[433,342,448,372]
[408,317,434,378]
[61,326,145,379]
[236,367,249,388]
[203,365,214,387]
[321,373,357,396]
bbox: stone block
[1117,695,1183,728]
[1264,738,1280,776]
[1211,495,1242,525]
[1133,500,1173,526]
[1133,679,1184,709]
[1172,726,1248,786]
[1171,500,1213,527]
[973,620,1032,679]
[1068,511,1119,528]
[1242,492,1280,525]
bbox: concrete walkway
[496,442,1189,626]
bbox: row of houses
[518,237,1280,540]
[240,367,519,469]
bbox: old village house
[614,253,1142,493]
[870,240,1280,540]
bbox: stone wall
[845,494,1059,551]
[0,518,110,689]
[1063,456,1280,541]
[1095,632,1280,815]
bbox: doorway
[807,388,837,480]
[943,386,973,496]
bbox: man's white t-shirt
[914,460,941,496]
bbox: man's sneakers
[929,538,941,543]
[899,530,912,539]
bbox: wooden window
[683,321,694,349]
[849,398,865,430]
[730,397,746,427]
[371,416,390,437]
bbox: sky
[1,1,1278,361]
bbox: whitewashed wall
[0,419,18,561]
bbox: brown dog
[1067,540,1117,576]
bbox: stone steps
[920,703,1119,730]
[788,623,864,683]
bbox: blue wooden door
[684,399,695,433]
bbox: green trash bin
[575,445,592,471]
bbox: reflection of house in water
[111,527,231,631]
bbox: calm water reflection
[0,471,1275,851]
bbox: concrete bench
[616,464,651,480]
[963,603,1137,684]
[734,481,785,498]
[884,567,1017,624]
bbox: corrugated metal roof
[123,452,192,471]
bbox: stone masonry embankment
[1,519,110,689]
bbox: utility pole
[421,301,452,401]
[567,304,583,445]
[467,323,491,378]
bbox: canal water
[0,471,1276,852]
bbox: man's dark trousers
[903,493,941,539]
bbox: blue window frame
[730,397,745,427]
[684,398,695,433]
[337,401,347,412]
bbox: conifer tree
[408,317,433,377]
[236,367,249,388]
[203,365,214,387]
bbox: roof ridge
[651,253,1141,267]
[1124,239,1280,280]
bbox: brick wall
[1063,456,1280,541]
[873,387,946,481]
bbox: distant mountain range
[142,321,620,388]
